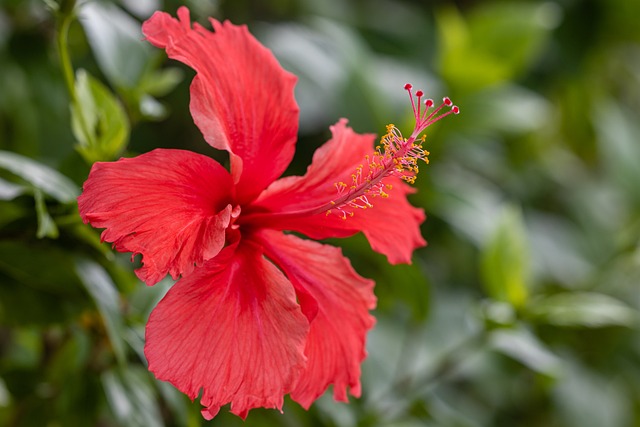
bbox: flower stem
[56,12,76,102]
[55,6,95,149]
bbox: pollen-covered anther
[405,83,460,134]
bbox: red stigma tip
[452,105,460,114]
[425,99,434,108]
[416,90,424,97]
[404,83,412,90]
[443,97,452,106]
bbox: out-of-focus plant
[1,0,640,426]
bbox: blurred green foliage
[1,0,640,426]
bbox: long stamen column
[325,84,459,219]
[237,84,459,225]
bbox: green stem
[55,8,95,148]
[56,12,76,102]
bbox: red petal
[258,231,376,408]
[144,241,308,419]
[247,119,426,264]
[142,8,299,204]
[78,149,234,285]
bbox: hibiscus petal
[247,119,426,264]
[145,241,308,419]
[78,149,234,285]
[142,7,299,204]
[257,231,376,408]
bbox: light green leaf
[34,188,59,239]
[528,292,638,328]
[437,2,558,91]
[490,326,562,376]
[80,2,153,90]
[72,69,130,163]
[75,259,126,365]
[102,367,164,427]
[480,205,530,307]
[138,68,184,98]
[0,150,79,203]
[593,99,640,201]
[138,95,168,121]
[0,177,24,200]
[554,360,632,427]
[459,85,551,135]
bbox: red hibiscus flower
[77,7,458,420]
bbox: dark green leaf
[0,241,87,325]
[528,292,638,328]
[0,241,83,293]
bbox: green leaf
[554,360,632,427]
[0,150,79,203]
[72,69,130,163]
[75,259,127,365]
[34,188,59,239]
[480,205,530,307]
[330,233,430,320]
[0,241,83,293]
[138,68,184,98]
[437,2,558,91]
[138,94,168,121]
[79,2,153,90]
[2,327,42,369]
[489,326,562,376]
[0,241,87,326]
[102,367,164,427]
[527,292,638,328]
[0,201,26,230]
[0,177,24,200]
[593,99,640,201]
[46,329,91,384]
[67,222,115,259]
[457,85,551,135]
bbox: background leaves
[1,0,639,426]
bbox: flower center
[325,84,459,219]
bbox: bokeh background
[2,0,640,425]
